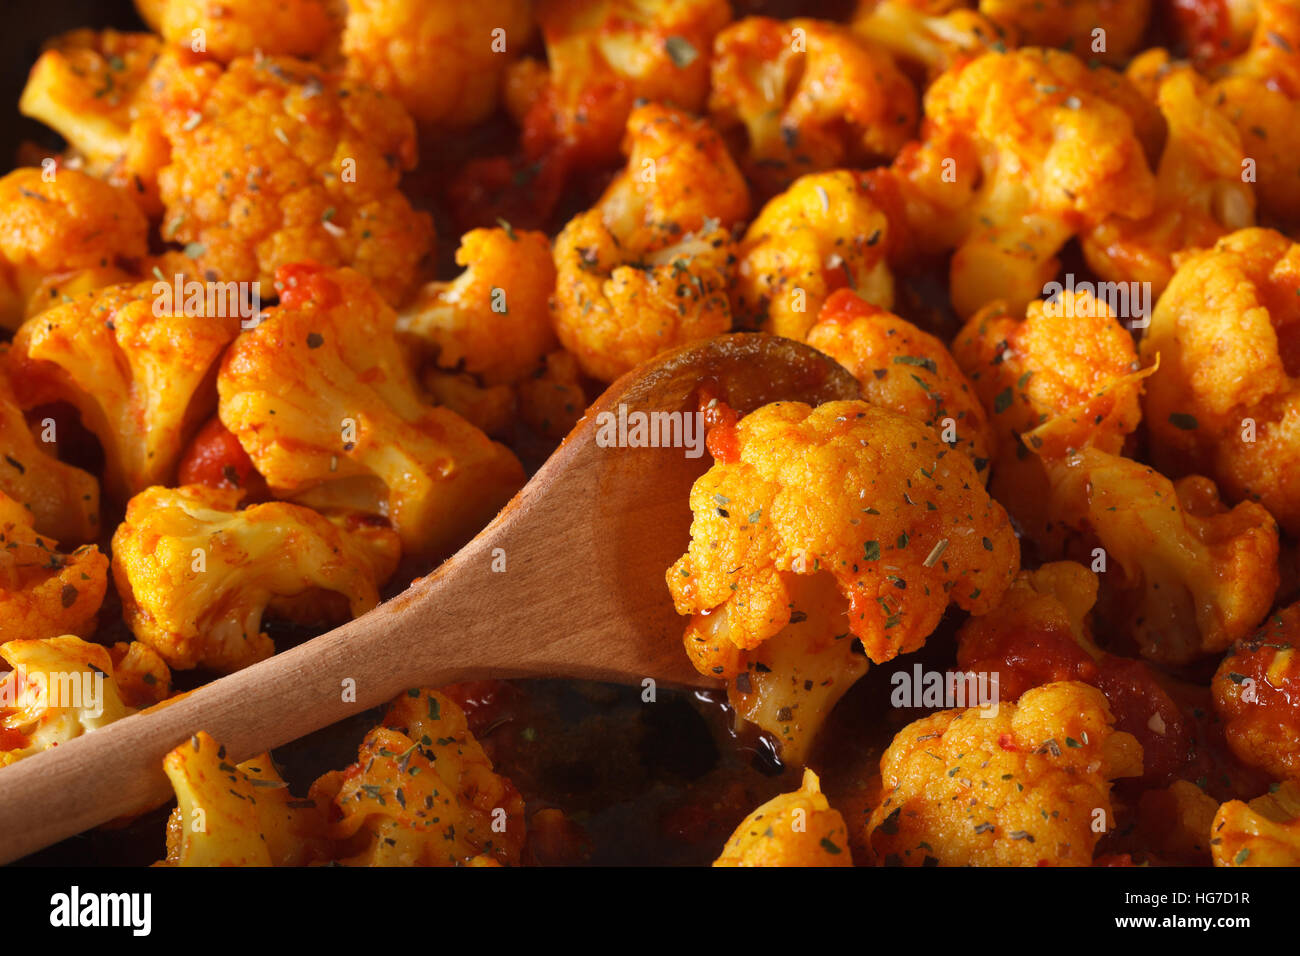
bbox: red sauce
[1094,657,1190,787]
[698,387,742,464]
[958,621,1100,703]
[275,261,340,310]
[177,416,269,500]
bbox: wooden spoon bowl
[0,333,859,864]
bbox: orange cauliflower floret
[506,0,732,170]
[7,279,240,502]
[1141,228,1300,535]
[0,167,148,330]
[0,635,162,766]
[218,265,524,557]
[516,349,587,441]
[953,289,1147,550]
[852,0,1016,82]
[708,17,917,196]
[397,226,557,387]
[1082,60,1255,293]
[161,0,336,62]
[807,288,994,479]
[156,55,433,306]
[0,365,100,544]
[112,484,398,672]
[551,104,748,381]
[18,29,165,175]
[309,688,526,866]
[1212,779,1300,866]
[979,0,1151,62]
[0,491,107,644]
[344,0,532,127]
[1044,447,1279,665]
[668,399,1018,720]
[732,170,895,339]
[160,731,330,866]
[1213,603,1300,781]
[865,681,1143,866]
[891,47,1156,318]
[714,769,852,867]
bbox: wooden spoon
[0,333,859,864]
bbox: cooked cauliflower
[396,226,557,386]
[160,0,336,62]
[551,105,748,381]
[1045,447,1279,665]
[1082,62,1255,293]
[979,0,1151,62]
[156,55,433,305]
[516,349,587,441]
[309,688,527,866]
[0,167,148,330]
[807,288,994,478]
[505,0,731,170]
[852,0,1015,82]
[218,265,524,557]
[1212,779,1300,866]
[111,484,398,672]
[343,0,531,127]
[714,769,852,867]
[0,635,155,765]
[160,731,330,866]
[953,289,1147,551]
[0,364,100,544]
[891,47,1157,318]
[708,17,917,196]
[1141,228,1300,535]
[865,681,1143,866]
[732,170,894,339]
[18,29,164,175]
[668,399,1018,666]
[6,279,240,502]
[0,491,108,644]
[1213,603,1300,781]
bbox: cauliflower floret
[0,635,151,765]
[106,640,172,709]
[953,289,1147,551]
[397,226,557,387]
[156,55,433,306]
[111,484,398,672]
[1044,447,1279,665]
[1082,62,1255,293]
[891,47,1157,318]
[851,0,1015,82]
[979,0,1151,62]
[0,365,100,544]
[1213,603,1300,781]
[6,279,240,502]
[714,769,852,866]
[309,688,526,866]
[669,399,1018,666]
[551,104,747,382]
[161,0,336,62]
[0,167,148,330]
[1141,228,1300,535]
[1129,779,1221,865]
[807,288,994,479]
[218,265,524,557]
[18,30,165,174]
[160,731,331,866]
[708,18,917,196]
[1166,0,1261,68]
[732,170,895,339]
[865,681,1143,866]
[505,0,732,170]
[1212,779,1300,866]
[343,0,531,127]
[516,349,588,441]
[1212,777,1300,866]
[0,491,108,644]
